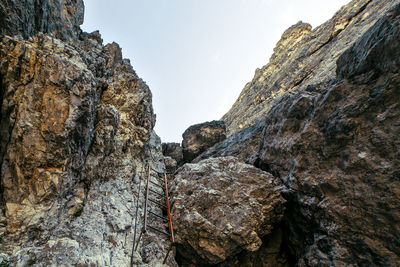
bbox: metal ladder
[131,162,175,265]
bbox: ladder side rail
[143,164,150,233]
[132,164,144,251]
[163,173,175,242]
[135,164,150,252]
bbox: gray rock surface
[162,142,183,167]
[182,120,226,163]
[193,120,264,164]
[0,0,84,40]
[163,156,178,174]
[1,0,400,266]
[170,157,285,266]
[222,0,399,136]
[255,4,400,265]
[0,1,176,266]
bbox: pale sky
[82,0,350,142]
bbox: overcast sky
[82,0,350,142]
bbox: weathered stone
[220,228,290,267]
[193,120,264,164]
[182,120,226,163]
[222,0,399,136]
[0,0,84,40]
[162,142,183,167]
[255,4,400,265]
[0,5,175,266]
[164,156,178,174]
[1,0,399,266]
[170,157,285,266]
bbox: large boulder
[181,120,226,163]
[170,157,286,266]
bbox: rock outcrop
[1,0,400,266]
[255,5,400,265]
[0,1,175,266]
[197,0,399,266]
[0,0,84,40]
[178,0,400,265]
[170,157,285,266]
[162,142,183,167]
[222,0,398,136]
[193,120,264,164]
[182,120,226,163]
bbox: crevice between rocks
[253,157,281,179]
[252,156,314,266]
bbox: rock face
[222,0,398,136]
[193,120,264,164]
[200,0,399,266]
[0,1,175,266]
[256,5,400,265]
[182,120,226,163]
[0,0,84,40]
[1,0,399,266]
[170,157,285,266]
[162,142,183,167]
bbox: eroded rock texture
[170,157,285,266]
[182,120,226,163]
[0,0,84,40]
[1,0,399,266]
[0,1,175,266]
[222,0,398,136]
[162,142,183,167]
[256,5,400,265]
[193,121,264,164]
[185,0,400,266]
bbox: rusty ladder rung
[148,210,169,222]
[149,198,167,209]
[151,167,164,174]
[149,188,164,197]
[132,159,175,266]
[151,174,164,182]
[148,225,171,237]
[150,179,163,189]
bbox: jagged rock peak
[222,0,399,136]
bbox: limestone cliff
[0,1,175,266]
[172,0,400,266]
[222,0,397,136]
[256,7,400,264]
[1,0,400,266]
